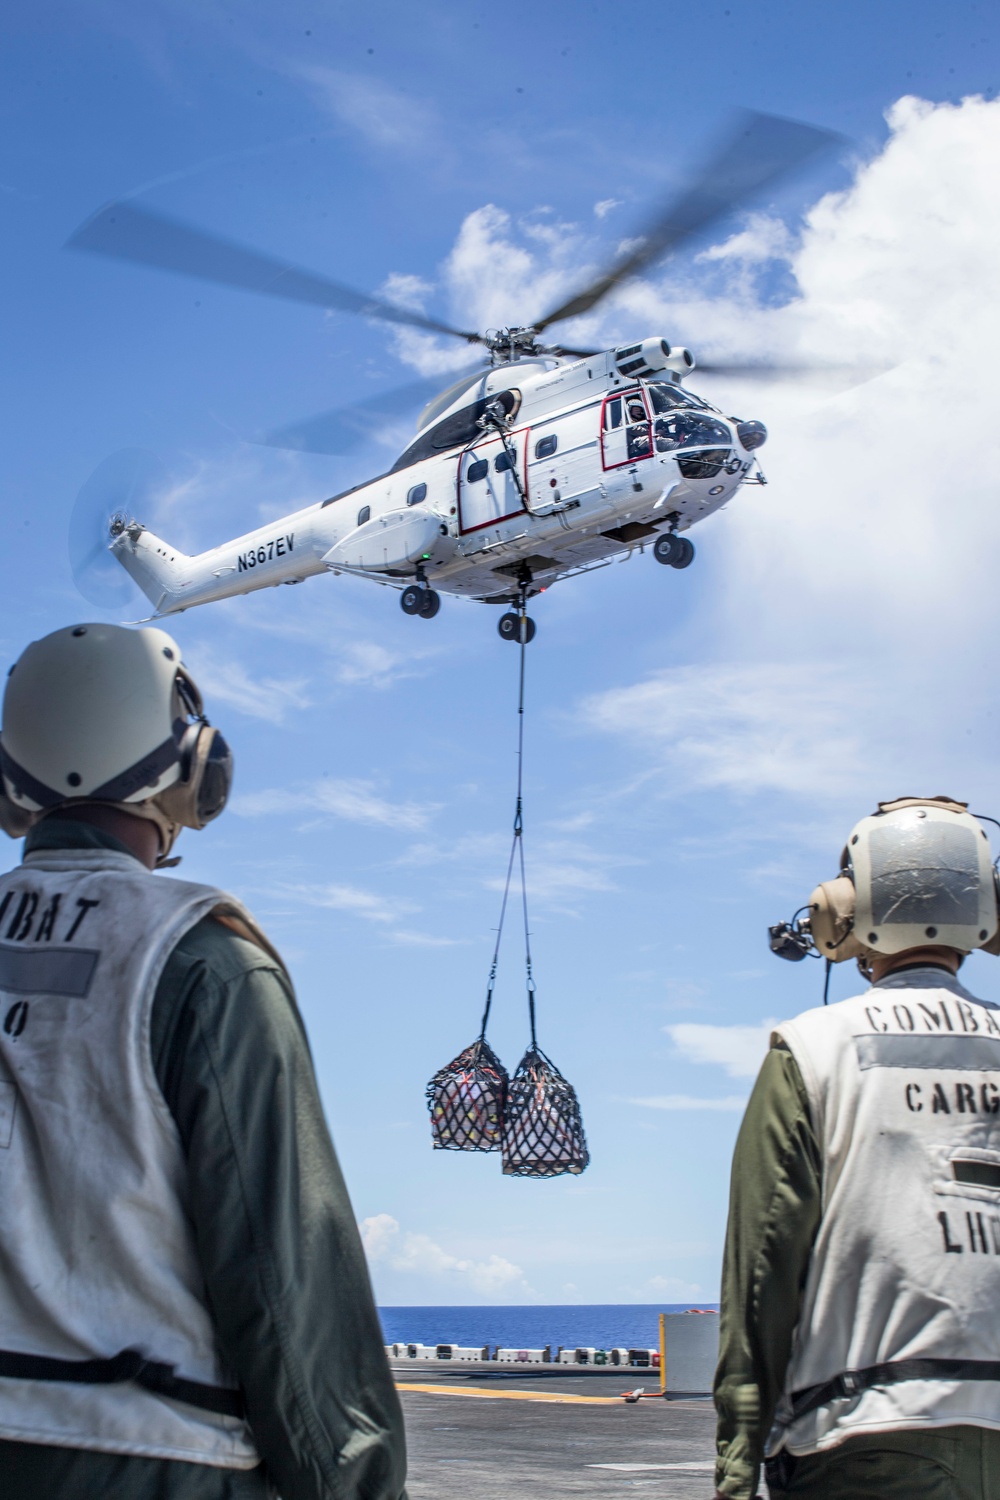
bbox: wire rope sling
[425,590,589,1177]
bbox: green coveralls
[0,821,407,1500]
[715,1014,1000,1500]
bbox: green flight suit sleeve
[713,1043,822,1500]
[151,916,407,1500]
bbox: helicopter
[67,112,839,640]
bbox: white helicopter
[68,112,838,640]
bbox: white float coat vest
[769,967,1000,1457]
[0,848,260,1467]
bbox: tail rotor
[69,448,165,607]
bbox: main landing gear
[498,612,536,643]
[653,533,695,569]
[400,569,441,620]
[498,564,537,644]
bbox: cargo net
[501,1045,590,1178]
[426,1038,509,1153]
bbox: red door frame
[600,388,653,471]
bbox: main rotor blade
[534,111,841,332]
[67,200,485,344]
[695,357,888,380]
[263,363,487,455]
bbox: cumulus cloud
[361,1214,527,1296]
[557,94,1000,823]
[231,777,433,830]
[664,1020,778,1079]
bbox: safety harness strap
[0,1347,245,1419]
[791,1358,1000,1421]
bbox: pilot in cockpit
[626,397,652,460]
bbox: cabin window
[604,396,623,431]
[407,482,427,506]
[357,505,371,526]
[495,450,513,473]
[534,434,557,459]
[467,458,489,483]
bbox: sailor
[713,796,1000,1500]
[0,623,406,1500]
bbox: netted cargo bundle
[426,1038,509,1152]
[501,1045,589,1178]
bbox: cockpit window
[649,382,709,413]
[654,412,731,452]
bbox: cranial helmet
[0,623,232,860]
[771,797,1000,970]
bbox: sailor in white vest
[713,797,1000,1500]
[0,623,406,1500]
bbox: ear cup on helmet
[0,780,38,838]
[808,877,866,963]
[154,724,232,830]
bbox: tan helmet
[0,623,232,858]
[804,797,1000,966]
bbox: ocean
[378,1303,718,1352]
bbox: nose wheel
[498,612,536,643]
[653,533,695,568]
[401,584,441,618]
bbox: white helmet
[776,797,1000,968]
[0,623,232,859]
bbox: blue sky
[3,0,1000,1303]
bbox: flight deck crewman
[0,623,407,1500]
[713,796,1000,1500]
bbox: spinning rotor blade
[534,111,841,333]
[695,357,889,382]
[69,448,165,607]
[263,363,486,455]
[67,200,485,344]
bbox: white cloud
[361,1214,527,1296]
[630,1094,748,1112]
[295,67,436,151]
[580,662,873,799]
[185,659,311,726]
[286,882,410,924]
[231,777,433,831]
[664,1020,778,1079]
[335,641,407,690]
[379,272,433,313]
[697,210,794,265]
[594,197,622,220]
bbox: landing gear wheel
[671,536,695,569]
[418,588,441,619]
[653,533,682,566]
[498,613,536,643]
[401,584,422,615]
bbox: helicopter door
[458,433,528,534]
[601,390,653,471]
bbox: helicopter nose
[736,420,767,452]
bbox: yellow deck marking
[395,1381,622,1405]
